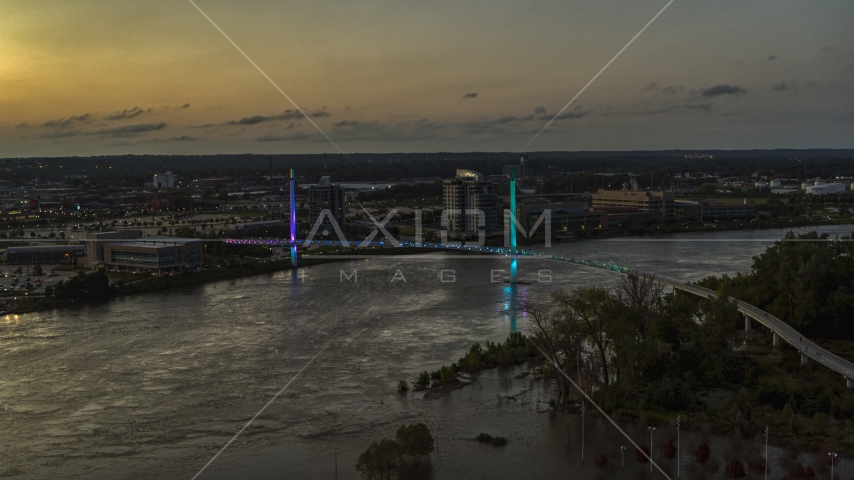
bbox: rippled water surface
[2,225,852,479]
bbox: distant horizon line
[3,147,854,161]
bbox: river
[1,225,852,479]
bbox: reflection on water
[1,225,852,479]
[502,285,519,333]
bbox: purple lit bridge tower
[289,168,297,267]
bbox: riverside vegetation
[400,230,854,478]
[356,423,434,480]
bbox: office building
[153,171,176,189]
[307,176,346,227]
[591,189,674,218]
[502,155,529,178]
[84,231,143,269]
[517,203,603,231]
[5,245,84,265]
[674,199,756,221]
[443,169,498,238]
[101,237,202,274]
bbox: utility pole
[334,447,338,477]
[764,427,769,480]
[621,445,626,468]
[676,413,682,479]
[580,403,586,462]
[648,426,657,474]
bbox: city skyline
[2,0,853,157]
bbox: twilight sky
[1,0,852,157]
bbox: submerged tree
[395,423,434,465]
[356,439,402,480]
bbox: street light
[621,445,626,468]
[828,452,838,480]
[648,426,657,474]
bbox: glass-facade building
[101,237,203,274]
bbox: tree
[660,438,677,460]
[694,443,711,465]
[635,444,651,467]
[395,423,434,465]
[726,459,746,479]
[32,264,43,276]
[552,286,625,386]
[781,403,795,427]
[356,439,401,480]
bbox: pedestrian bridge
[648,275,854,389]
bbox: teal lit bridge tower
[509,166,518,284]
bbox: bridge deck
[652,275,854,382]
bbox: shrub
[413,371,430,389]
[781,403,795,426]
[704,458,719,475]
[813,412,829,433]
[748,454,766,475]
[725,459,746,479]
[660,438,676,460]
[437,365,457,383]
[396,380,408,393]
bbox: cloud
[413,119,448,130]
[661,85,681,94]
[40,129,84,138]
[462,93,478,98]
[41,113,91,128]
[642,82,659,91]
[178,103,191,109]
[189,123,216,129]
[550,111,588,121]
[534,106,546,115]
[256,132,312,142]
[104,107,152,121]
[771,82,789,91]
[224,108,329,126]
[701,84,747,97]
[683,103,712,112]
[145,135,199,143]
[331,120,383,133]
[92,122,168,138]
[821,46,836,52]
[15,122,30,129]
[495,115,534,123]
[767,55,777,61]
[632,104,711,115]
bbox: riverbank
[10,248,434,315]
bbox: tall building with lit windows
[307,176,346,227]
[442,169,498,238]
